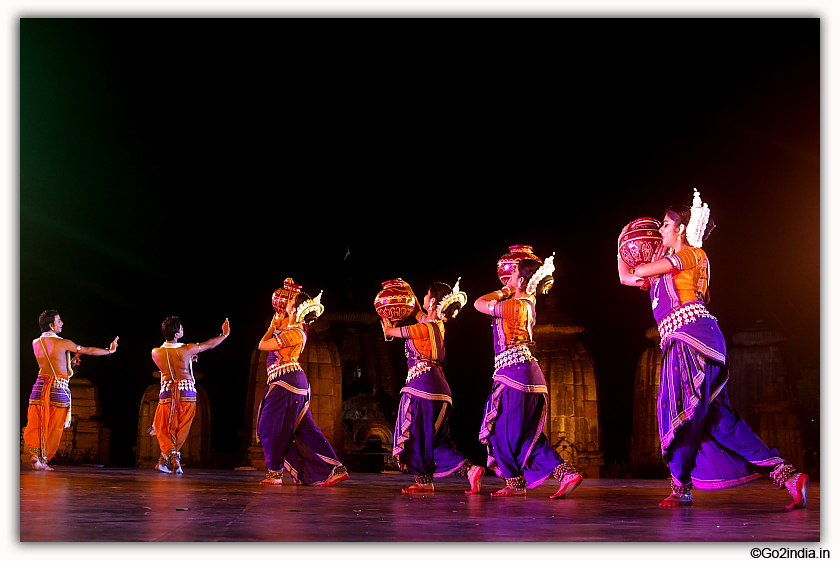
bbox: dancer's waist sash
[657,303,726,363]
[29,375,71,406]
[266,361,309,395]
[492,345,547,394]
[159,378,197,403]
[400,359,451,403]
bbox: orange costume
[152,342,198,469]
[23,334,74,463]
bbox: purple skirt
[393,389,468,478]
[479,380,565,488]
[661,341,784,489]
[256,381,341,484]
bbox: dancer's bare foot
[33,457,55,471]
[785,473,809,510]
[402,482,434,494]
[491,485,526,497]
[155,462,172,474]
[465,466,484,494]
[659,492,693,507]
[317,468,350,487]
[550,473,583,499]
[172,458,183,475]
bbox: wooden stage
[19,466,819,543]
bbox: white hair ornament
[686,189,711,248]
[435,277,468,321]
[526,253,555,296]
[295,291,325,324]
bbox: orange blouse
[273,327,306,363]
[666,247,710,304]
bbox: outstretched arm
[70,336,119,356]
[195,318,230,353]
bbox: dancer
[382,279,485,494]
[150,316,229,474]
[24,310,119,470]
[617,190,808,509]
[256,290,349,487]
[474,254,584,498]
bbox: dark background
[19,18,819,468]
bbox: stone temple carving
[531,293,604,478]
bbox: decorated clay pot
[272,278,303,313]
[618,218,663,269]
[497,245,542,285]
[374,279,417,323]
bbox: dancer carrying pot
[256,290,349,487]
[474,255,584,498]
[617,190,808,509]
[382,279,485,494]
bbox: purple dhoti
[392,319,474,481]
[479,356,567,488]
[652,251,786,490]
[659,335,783,489]
[393,368,469,478]
[256,369,342,485]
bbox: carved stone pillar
[532,294,604,478]
[630,327,663,466]
[729,320,804,471]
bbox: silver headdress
[526,253,555,296]
[295,291,325,324]
[435,277,468,321]
[686,189,711,248]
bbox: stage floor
[19,466,819,542]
